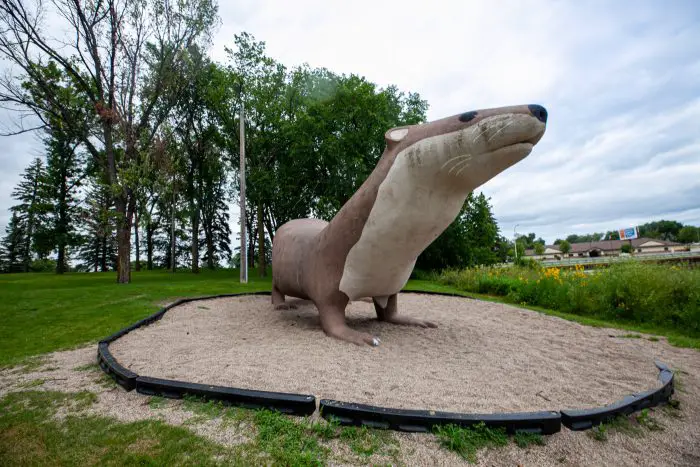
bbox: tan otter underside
[339,133,471,300]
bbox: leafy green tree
[566,233,604,243]
[173,46,221,272]
[678,226,699,244]
[603,230,620,240]
[495,236,512,263]
[516,233,546,250]
[218,33,428,276]
[416,192,500,271]
[0,212,27,273]
[534,243,545,255]
[559,240,571,255]
[0,0,218,283]
[638,220,684,241]
[620,243,632,254]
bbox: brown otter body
[272,104,548,345]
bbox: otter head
[383,104,547,192]
[337,105,547,302]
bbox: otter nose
[528,104,548,123]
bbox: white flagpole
[239,102,248,283]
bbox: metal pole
[239,102,248,283]
[513,224,519,262]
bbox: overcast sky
[1,0,699,244]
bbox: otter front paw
[325,325,380,347]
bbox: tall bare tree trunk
[246,213,254,271]
[94,239,99,273]
[100,235,107,272]
[134,208,140,272]
[105,121,132,283]
[205,229,215,269]
[257,202,266,277]
[115,195,132,283]
[56,172,68,274]
[146,225,154,270]
[191,212,199,273]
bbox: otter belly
[339,144,468,300]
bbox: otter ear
[385,126,410,146]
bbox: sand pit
[110,293,668,414]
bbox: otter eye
[459,111,477,122]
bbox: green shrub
[434,262,700,338]
[30,258,57,272]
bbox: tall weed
[435,262,700,337]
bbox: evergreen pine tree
[0,212,27,273]
[10,158,49,272]
[41,130,84,273]
[77,180,117,272]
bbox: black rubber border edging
[96,291,316,416]
[319,400,561,434]
[560,360,675,430]
[136,376,316,415]
[97,342,138,390]
[97,291,675,433]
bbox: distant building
[524,238,683,260]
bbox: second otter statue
[271,104,548,346]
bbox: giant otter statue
[271,104,548,345]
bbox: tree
[172,46,231,272]
[620,243,632,254]
[416,192,500,271]
[534,243,545,255]
[0,0,218,283]
[603,230,620,241]
[9,158,48,272]
[559,240,571,255]
[41,130,84,273]
[77,180,116,272]
[217,34,428,276]
[678,226,699,244]
[639,220,684,241]
[0,212,26,273]
[516,233,545,250]
[566,233,604,243]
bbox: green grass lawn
[1,268,698,367]
[0,269,271,367]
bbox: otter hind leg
[374,294,437,328]
[272,283,296,310]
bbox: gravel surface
[113,293,673,414]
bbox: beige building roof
[525,238,680,256]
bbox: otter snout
[527,104,548,123]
